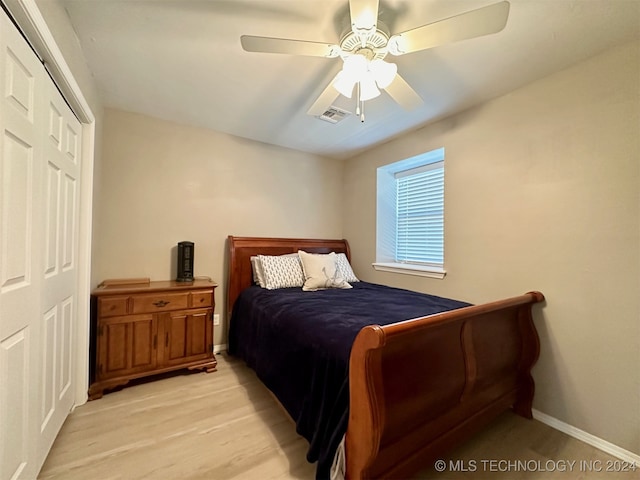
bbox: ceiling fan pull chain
[355,82,365,122]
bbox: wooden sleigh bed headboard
[226,235,545,480]
[226,235,350,313]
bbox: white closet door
[0,9,81,478]
[0,10,45,479]
[37,71,82,463]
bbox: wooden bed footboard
[345,291,544,480]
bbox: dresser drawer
[98,296,129,317]
[131,292,189,313]
[190,290,213,308]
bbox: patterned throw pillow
[298,250,352,291]
[335,253,359,283]
[258,254,305,290]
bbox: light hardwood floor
[39,353,637,479]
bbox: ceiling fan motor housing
[339,28,389,60]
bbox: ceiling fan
[241,0,510,121]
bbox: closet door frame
[3,0,96,408]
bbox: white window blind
[375,147,445,278]
[395,161,444,266]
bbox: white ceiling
[59,0,640,160]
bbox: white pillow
[258,254,305,290]
[250,256,267,288]
[335,253,359,283]
[298,250,352,292]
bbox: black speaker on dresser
[176,241,195,282]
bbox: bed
[227,236,544,480]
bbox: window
[374,148,446,278]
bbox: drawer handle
[152,300,170,307]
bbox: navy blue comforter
[228,282,470,479]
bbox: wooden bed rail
[346,291,545,480]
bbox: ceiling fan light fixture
[334,54,369,98]
[333,71,357,98]
[334,55,391,101]
[359,72,381,101]
[370,59,397,89]
[343,54,368,77]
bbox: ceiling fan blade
[384,73,423,110]
[241,35,340,57]
[307,74,341,116]
[349,0,379,33]
[387,1,510,56]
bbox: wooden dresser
[89,279,218,399]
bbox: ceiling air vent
[318,106,350,124]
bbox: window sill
[372,262,446,279]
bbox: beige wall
[95,109,344,344]
[343,40,640,455]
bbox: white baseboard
[532,409,640,465]
[214,344,227,354]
